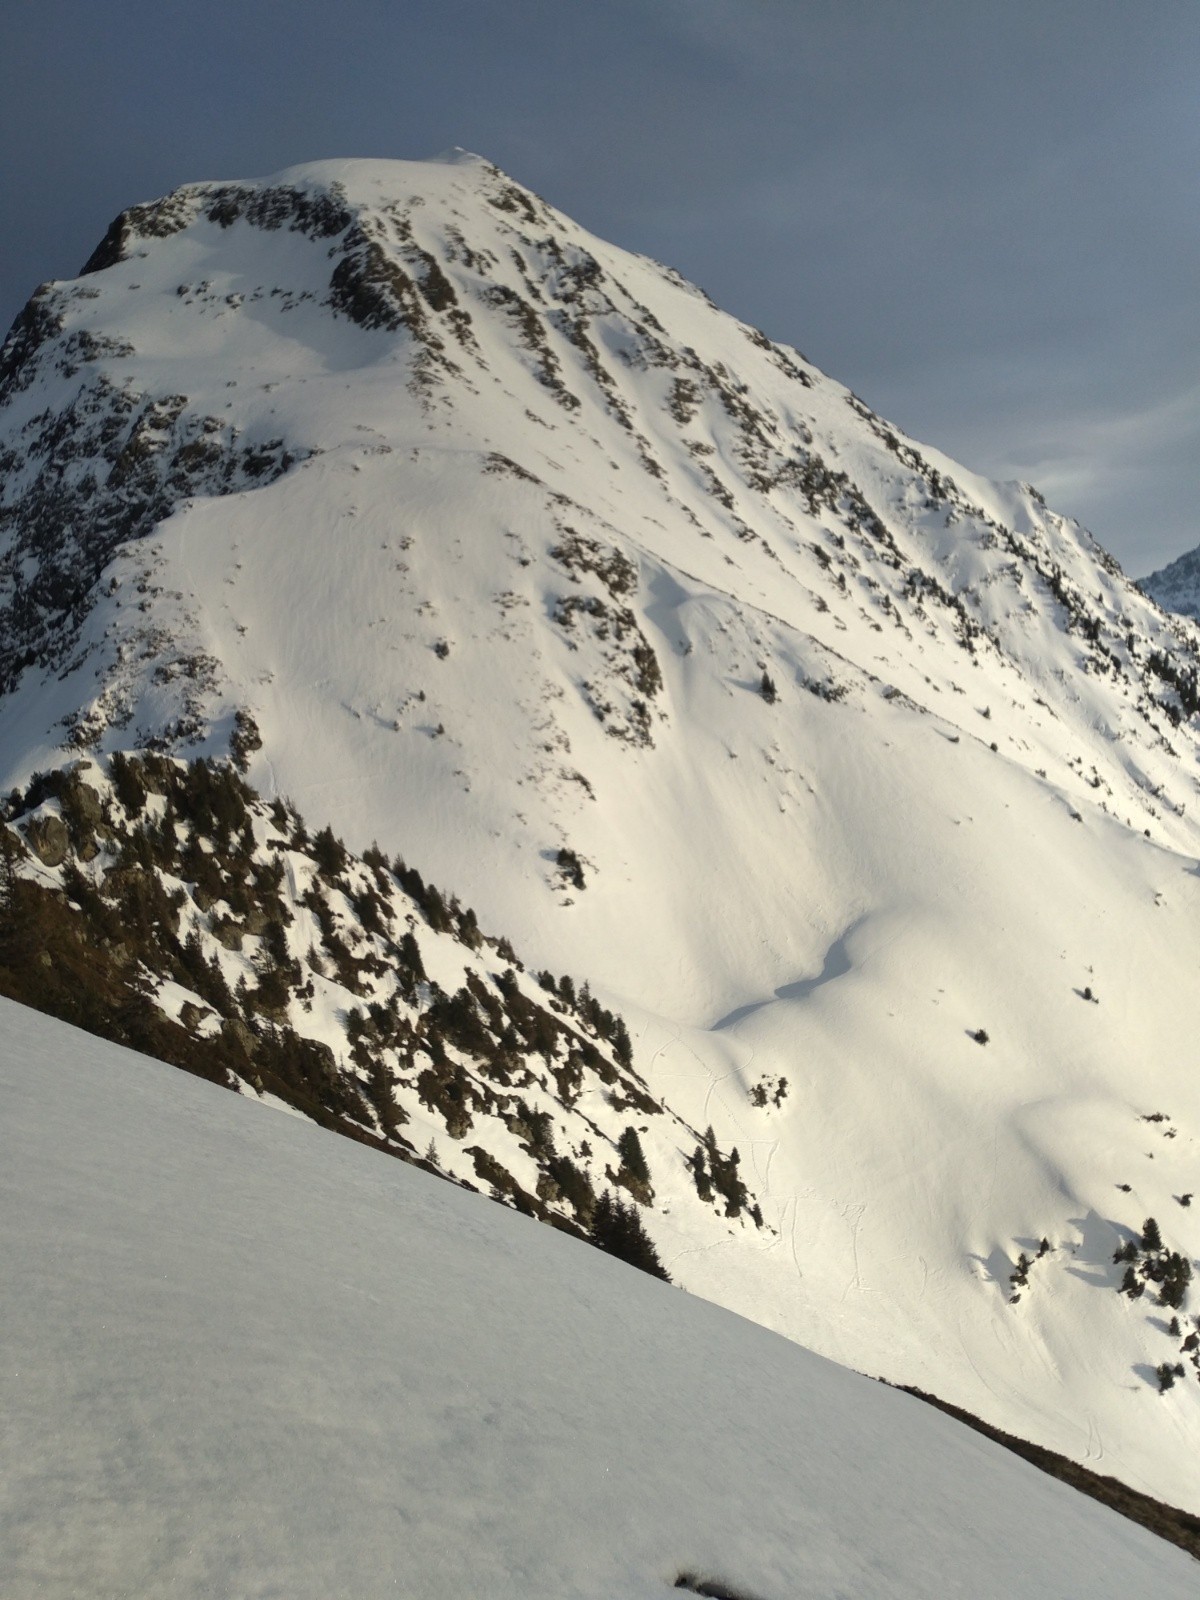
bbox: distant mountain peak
[1140,544,1200,620]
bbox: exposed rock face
[0,365,296,703]
[24,813,68,866]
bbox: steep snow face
[7,156,1200,1510]
[1141,546,1200,621]
[3,997,1198,1600]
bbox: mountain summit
[5,157,1200,1514]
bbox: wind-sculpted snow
[3,999,1198,1600]
[5,154,1200,1513]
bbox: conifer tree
[617,1126,651,1189]
[590,1190,670,1282]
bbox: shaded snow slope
[2,996,1197,1600]
[6,156,1200,1511]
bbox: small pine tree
[545,1154,596,1226]
[1159,1252,1192,1310]
[421,884,453,934]
[760,671,778,704]
[109,752,147,818]
[1143,1216,1163,1252]
[398,930,425,982]
[611,1016,633,1067]
[616,1126,651,1188]
[312,825,348,879]
[556,848,585,890]
[689,1144,714,1203]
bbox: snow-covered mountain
[6,152,1200,1518]
[1141,546,1200,622]
[5,997,1199,1600]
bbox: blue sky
[3,0,1196,571]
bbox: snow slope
[6,154,1200,1512]
[3,995,1197,1600]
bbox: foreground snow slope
[2,996,1195,1600]
[6,154,1200,1510]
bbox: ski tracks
[760,1192,804,1278]
[839,1201,867,1299]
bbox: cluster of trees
[1007,1240,1049,1303]
[1146,649,1200,725]
[1,752,703,1290]
[687,1126,761,1225]
[537,968,632,1066]
[1115,1217,1193,1309]
[591,1190,669,1281]
[749,1075,788,1109]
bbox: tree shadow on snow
[968,1244,1016,1287]
[1060,1211,1124,1288]
[674,1576,766,1600]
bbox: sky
[2,0,1196,574]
